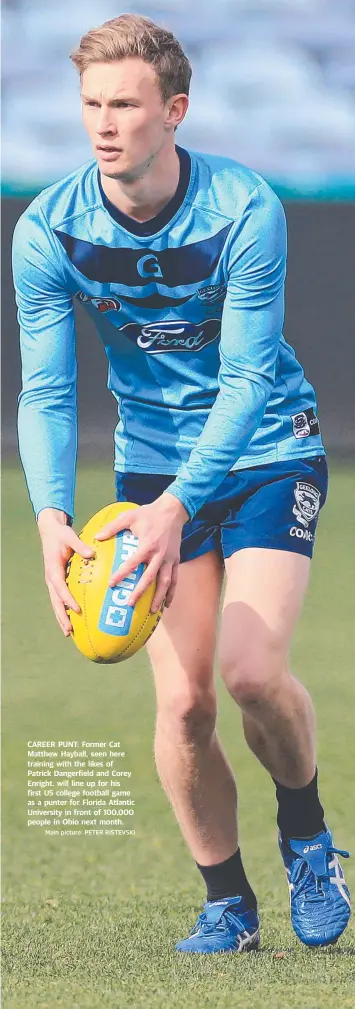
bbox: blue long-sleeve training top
[12,145,324,520]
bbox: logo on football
[66,502,164,663]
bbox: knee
[158,682,217,742]
[219,636,284,709]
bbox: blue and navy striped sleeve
[12,201,77,519]
[164,182,287,519]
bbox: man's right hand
[37,508,95,636]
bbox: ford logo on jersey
[120,318,221,353]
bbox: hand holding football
[66,502,164,662]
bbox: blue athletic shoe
[176,896,260,953]
[279,827,351,947]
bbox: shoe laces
[292,844,349,902]
[191,906,246,937]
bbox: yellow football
[66,501,164,663]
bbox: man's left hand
[95,493,189,613]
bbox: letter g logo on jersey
[137,254,163,280]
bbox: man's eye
[85,101,132,108]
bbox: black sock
[196,848,257,910]
[274,769,326,840]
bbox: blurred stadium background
[2,0,355,457]
[2,0,355,194]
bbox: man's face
[81,58,182,182]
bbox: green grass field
[2,460,355,1009]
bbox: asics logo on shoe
[303,843,323,853]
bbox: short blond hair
[70,14,192,102]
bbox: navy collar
[98,146,191,237]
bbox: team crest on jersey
[76,291,121,313]
[292,482,321,527]
[197,283,226,304]
[292,412,310,439]
[292,408,320,440]
[120,319,221,353]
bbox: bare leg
[241,674,316,787]
[146,550,239,865]
[219,548,316,788]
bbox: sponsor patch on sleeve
[291,408,320,439]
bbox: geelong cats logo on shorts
[293,482,321,528]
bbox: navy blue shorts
[115,455,328,564]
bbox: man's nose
[97,107,116,134]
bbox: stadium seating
[2,0,355,192]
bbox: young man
[13,14,350,953]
